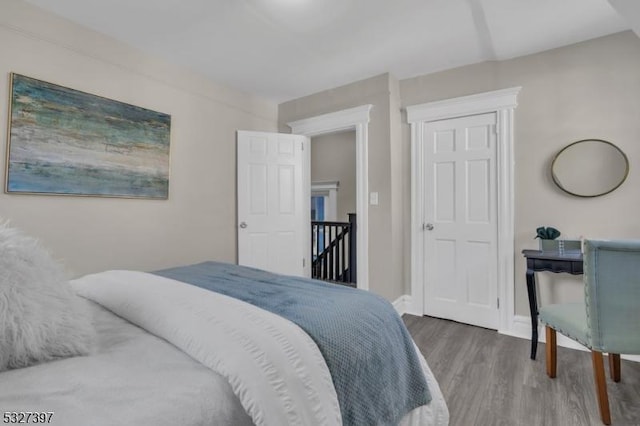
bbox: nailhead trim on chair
[539,319,592,349]
[584,245,594,348]
[585,243,602,351]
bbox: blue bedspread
[154,261,430,426]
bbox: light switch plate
[369,192,379,205]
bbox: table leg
[526,268,539,360]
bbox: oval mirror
[551,139,629,197]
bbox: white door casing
[423,113,498,329]
[237,130,309,277]
[287,105,372,291]
[407,87,520,333]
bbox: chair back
[584,239,640,354]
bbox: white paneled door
[423,113,499,329]
[237,131,309,277]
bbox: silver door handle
[424,223,434,231]
[239,222,248,229]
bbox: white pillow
[0,221,95,371]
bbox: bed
[0,260,448,426]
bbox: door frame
[406,87,520,333]
[287,104,372,291]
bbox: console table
[522,249,584,360]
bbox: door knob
[239,222,248,229]
[424,223,434,231]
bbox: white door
[422,113,499,329]
[237,130,309,277]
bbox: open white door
[237,130,309,277]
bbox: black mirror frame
[551,139,629,198]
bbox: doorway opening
[287,104,372,291]
[310,131,357,286]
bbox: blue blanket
[154,261,430,425]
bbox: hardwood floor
[403,315,640,426]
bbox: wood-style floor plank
[404,315,640,426]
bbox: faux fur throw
[0,222,95,371]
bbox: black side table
[522,249,583,360]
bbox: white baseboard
[502,315,640,363]
[392,295,411,315]
[395,298,640,363]
[392,294,423,316]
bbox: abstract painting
[5,73,171,198]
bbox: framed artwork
[5,73,171,199]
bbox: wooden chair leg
[609,353,621,382]
[592,351,611,425]
[545,326,557,378]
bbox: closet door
[422,113,499,329]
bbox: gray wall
[311,131,356,222]
[279,74,405,301]
[5,0,638,317]
[281,31,640,315]
[400,30,640,315]
[0,0,277,277]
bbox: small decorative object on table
[535,226,561,252]
[534,226,581,254]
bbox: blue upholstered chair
[539,240,640,425]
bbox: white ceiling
[23,0,631,103]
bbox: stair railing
[311,213,356,285]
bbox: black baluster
[340,228,344,281]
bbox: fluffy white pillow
[0,221,95,371]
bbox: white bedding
[73,271,342,426]
[0,271,448,426]
[0,301,253,426]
